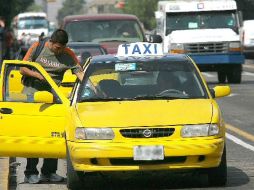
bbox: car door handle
[0,108,13,114]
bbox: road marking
[226,124,254,142]
[0,157,9,190]
[242,71,254,76]
[228,93,238,97]
[201,72,215,78]
[243,63,254,69]
[226,133,254,152]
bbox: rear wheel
[217,71,227,83]
[227,65,242,84]
[207,146,227,187]
[67,148,84,190]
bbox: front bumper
[189,53,245,65]
[67,138,224,172]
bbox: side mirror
[238,11,243,27]
[147,34,163,43]
[210,86,231,98]
[34,91,54,103]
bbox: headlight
[170,43,184,50]
[169,43,185,54]
[229,42,241,51]
[229,42,240,48]
[181,124,219,138]
[75,128,115,140]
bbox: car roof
[67,42,102,47]
[90,54,190,64]
[243,20,254,28]
[63,14,139,23]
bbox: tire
[217,71,227,83]
[207,146,227,187]
[67,148,84,190]
[227,65,242,84]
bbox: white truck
[12,12,49,44]
[155,0,244,83]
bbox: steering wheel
[158,89,183,96]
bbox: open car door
[0,60,70,158]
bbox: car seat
[98,79,122,98]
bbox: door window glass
[3,64,60,103]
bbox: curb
[9,157,17,189]
[0,157,9,190]
[243,59,254,72]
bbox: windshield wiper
[132,95,187,100]
[79,97,128,102]
[99,40,128,42]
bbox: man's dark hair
[50,29,68,45]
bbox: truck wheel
[227,65,242,84]
[217,71,226,83]
[67,149,84,190]
[207,146,227,187]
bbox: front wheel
[67,148,84,190]
[207,146,227,187]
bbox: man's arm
[20,42,44,80]
[20,67,44,80]
[65,47,85,82]
[75,71,84,81]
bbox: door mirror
[238,11,243,27]
[34,91,54,103]
[147,34,163,43]
[210,86,231,98]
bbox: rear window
[64,20,145,43]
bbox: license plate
[133,145,164,161]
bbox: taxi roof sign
[117,42,163,57]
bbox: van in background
[155,0,244,83]
[242,20,254,59]
[12,12,49,43]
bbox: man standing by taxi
[20,29,84,184]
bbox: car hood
[75,99,214,127]
[100,41,126,54]
[169,28,239,43]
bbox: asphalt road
[9,60,254,190]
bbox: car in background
[60,42,108,96]
[67,42,107,66]
[241,20,254,59]
[62,14,148,54]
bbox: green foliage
[57,0,86,26]
[26,3,44,12]
[122,0,254,30]
[123,0,160,30]
[0,0,34,26]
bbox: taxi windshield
[77,59,207,102]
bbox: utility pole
[43,0,48,15]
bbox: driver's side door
[0,60,69,158]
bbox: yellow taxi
[0,42,230,189]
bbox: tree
[122,0,254,31]
[236,0,254,20]
[26,3,44,12]
[0,0,34,27]
[123,0,159,31]
[57,0,86,26]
